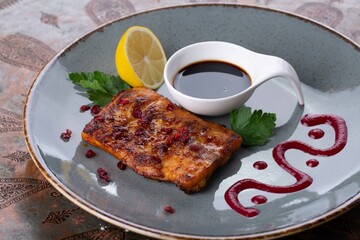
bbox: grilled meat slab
[82,87,242,193]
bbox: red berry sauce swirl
[224,114,348,218]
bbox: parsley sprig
[230,106,276,146]
[68,71,130,106]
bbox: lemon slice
[115,26,167,89]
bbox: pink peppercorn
[117,161,127,170]
[132,109,142,118]
[94,115,104,122]
[166,103,175,111]
[164,205,175,214]
[97,168,110,182]
[80,105,90,112]
[134,128,144,136]
[173,133,181,141]
[180,135,190,144]
[161,128,173,134]
[85,149,96,158]
[91,105,101,115]
[138,118,150,126]
[60,129,72,140]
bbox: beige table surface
[0,0,359,239]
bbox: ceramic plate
[24,4,360,239]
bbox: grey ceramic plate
[24,4,360,240]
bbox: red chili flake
[178,127,188,134]
[189,144,199,152]
[163,205,175,214]
[161,128,173,135]
[118,99,129,105]
[91,105,101,115]
[97,168,110,182]
[180,135,190,144]
[60,129,72,140]
[85,149,96,158]
[165,136,174,145]
[113,131,124,139]
[80,105,90,112]
[153,156,162,164]
[132,109,142,118]
[166,103,175,111]
[135,128,144,136]
[173,133,181,141]
[117,161,127,170]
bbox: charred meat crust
[82,87,242,193]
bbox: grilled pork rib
[82,87,242,193]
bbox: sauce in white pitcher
[173,61,251,99]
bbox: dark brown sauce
[173,61,251,99]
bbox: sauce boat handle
[254,54,304,105]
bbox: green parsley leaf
[68,71,131,106]
[230,106,276,146]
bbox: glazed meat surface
[82,87,242,193]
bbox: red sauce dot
[308,128,324,139]
[306,159,319,168]
[253,161,268,170]
[161,128,173,134]
[251,195,267,205]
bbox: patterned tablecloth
[0,0,359,239]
